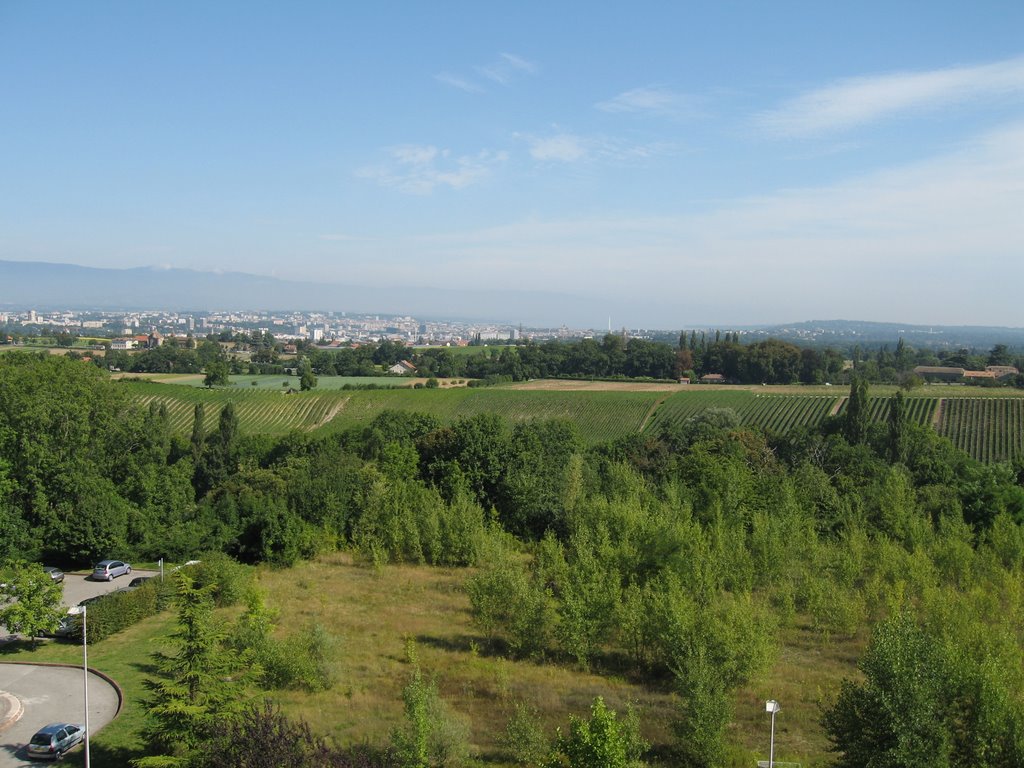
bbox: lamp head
[766,699,780,713]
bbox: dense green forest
[4,352,1024,766]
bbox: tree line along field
[120,379,1024,463]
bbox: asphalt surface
[0,570,158,763]
[0,664,120,766]
[1,569,159,642]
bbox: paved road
[0,663,120,766]
[1,570,159,642]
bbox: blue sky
[2,1,1023,328]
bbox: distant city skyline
[2,2,1023,327]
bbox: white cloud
[521,130,680,164]
[433,72,483,93]
[596,85,698,117]
[381,122,1024,325]
[478,52,538,84]
[759,55,1024,137]
[528,134,589,162]
[355,144,507,194]
[392,145,439,165]
[436,52,537,93]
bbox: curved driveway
[0,664,120,766]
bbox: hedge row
[82,579,173,644]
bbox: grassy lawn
[260,554,679,764]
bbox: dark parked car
[27,722,85,760]
[92,560,131,581]
[42,566,64,583]
[127,576,153,589]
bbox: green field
[119,378,1024,462]
[238,374,417,389]
[123,373,416,389]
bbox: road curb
[0,690,24,734]
[0,661,123,721]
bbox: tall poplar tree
[888,390,908,463]
[190,403,206,464]
[843,375,869,444]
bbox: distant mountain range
[0,259,606,327]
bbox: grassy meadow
[2,554,855,767]
[259,553,854,767]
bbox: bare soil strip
[313,397,351,430]
[506,379,687,392]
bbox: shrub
[466,555,554,658]
[188,552,252,606]
[391,660,471,768]
[261,623,334,692]
[504,701,549,766]
[194,700,398,768]
[545,697,647,768]
[230,591,334,692]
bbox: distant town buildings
[0,308,564,348]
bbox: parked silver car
[51,609,82,638]
[42,566,64,583]
[27,722,85,760]
[91,560,131,581]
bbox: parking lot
[1,568,160,643]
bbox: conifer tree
[135,574,253,767]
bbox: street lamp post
[83,606,90,768]
[765,699,780,768]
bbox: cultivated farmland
[937,398,1024,463]
[119,379,1024,462]
[644,391,840,435]
[122,381,662,444]
[126,383,351,435]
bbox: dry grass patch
[258,553,677,764]
[732,619,868,767]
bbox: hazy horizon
[2,3,1023,327]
